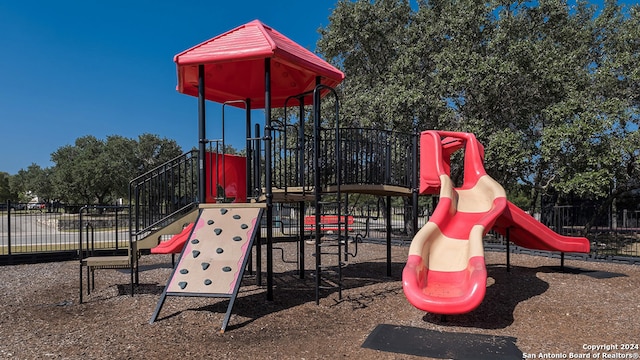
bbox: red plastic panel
[205,153,247,203]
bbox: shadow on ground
[421,264,549,329]
[420,263,626,330]
[148,259,406,331]
[541,265,627,279]
[117,283,165,296]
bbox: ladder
[308,84,360,304]
[309,200,359,304]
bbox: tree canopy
[318,0,640,211]
[5,134,182,205]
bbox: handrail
[128,150,199,240]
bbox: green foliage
[18,164,54,202]
[10,133,182,205]
[318,0,640,206]
[0,172,13,202]
[135,134,182,174]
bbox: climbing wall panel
[166,206,262,295]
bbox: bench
[304,215,355,233]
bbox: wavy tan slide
[402,131,589,315]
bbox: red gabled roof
[174,20,345,109]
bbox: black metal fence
[544,204,640,258]
[2,200,639,265]
[263,200,639,256]
[0,202,130,263]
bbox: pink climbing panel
[166,205,263,295]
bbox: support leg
[506,228,511,273]
[149,291,168,324]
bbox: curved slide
[494,201,590,253]
[151,223,195,254]
[402,130,590,315]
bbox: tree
[318,0,430,131]
[51,136,109,204]
[0,172,14,202]
[50,134,183,205]
[14,164,55,203]
[104,135,139,199]
[318,0,640,223]
[135,133,182,174]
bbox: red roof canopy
[174,20,345,109]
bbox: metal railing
[0,202,130,262]
[79,205,130,256]
[2,201,639,264]
[543,205,640,258]
[128,150,199,239]
[270,127,416,190]
[334,128,415,189]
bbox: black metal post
[245,98,252,201]
[115,206,119,250]
[245,98,253,275]
[313,81,322,305]
[79,206,84,303]
[254,124,262,286]
[386,195,392,277]
[198,64,207,204]
[385,135,392,277]
[264,58,274,301]
[333,86,343,300]
[6,200,11,256]
[133,186,140,285]
[506,227,511,272]
[412,129,419,236]
[298,97,306,279]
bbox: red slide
[151,223,195,254]
[402,175,508,314]
[402,131,590,315]
[494,201,590,253]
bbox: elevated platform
[326,184,412,196]
[263,184,413,203]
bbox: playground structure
[79,20,591,331]
[402,131,590,315]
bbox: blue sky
[0,1,339,174]
[0,1,635,175]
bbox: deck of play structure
[79,20,589,332]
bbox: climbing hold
[216,248,224,254]
[207,219,214,225]
[201,262,210,270]
[178,281,187,289]
[222,266,232,272]
[180,269,189,274]
[233,214,241,220]
[232,236,242,242]
[214,228,223,235]
[220,208,228,215]
[204,279,212,286]
[191,239,200,245]
[192,250,201,258]
[241,224,248,229]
